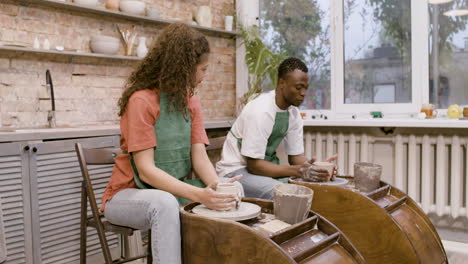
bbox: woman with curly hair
[100,23,239,263]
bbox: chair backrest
[75,143,122,213]
[206,136,226,151]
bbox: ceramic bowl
[73,0,98,6]
[91,35,120,44]
[90,36,120,55]
[120,0,146,16]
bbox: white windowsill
[303,118,468,128]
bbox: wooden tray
[181,198,366,264]
[289,177,447,264]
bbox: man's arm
[288,154,308,165]
[246,157,305,178]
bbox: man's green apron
[234,111,290,183]
[130,93,204,205]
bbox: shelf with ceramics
[0,45,142,61]
[17,0,238,38]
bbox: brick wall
[0,0,236,128]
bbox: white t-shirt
[216,91,304,177]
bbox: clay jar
[105,0,119,10]
[354,162,382,193]
[216,183,239,211]
[273,184,313,225]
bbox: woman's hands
[196,175,243,211]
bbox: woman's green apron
[130,93,204,205]
[233,111,290,183]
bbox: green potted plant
[239,25,286,107]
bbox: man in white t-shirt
[216,58,336,199]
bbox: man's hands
[300,155,338,182]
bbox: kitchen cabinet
[0,135,120,264]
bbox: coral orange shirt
[100,90,209,211]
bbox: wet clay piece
[273,184,313,225]
[302,161,335,182]
[216,182,240,211]
[354,162,382,193]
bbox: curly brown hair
[118,22,210,116]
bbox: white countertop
[0,120,235,142]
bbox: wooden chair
[75,143,152,264]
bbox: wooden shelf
[17,0,238,39]
[0,45,142,61]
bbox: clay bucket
[354,162,382,193]
[273,184,313,225]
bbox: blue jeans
[104,188,181,264]
[223,168,288,200]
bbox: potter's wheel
[192,202,261,221]
[293,177,349,186]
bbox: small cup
[216,183,239,211]
[463,107,468,118]
[224,15,233,31]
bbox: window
[259,0,331,109]
[344,0,411,105]
[250,0,468,115]
[429,0,468,108]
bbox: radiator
[304,131,468,219]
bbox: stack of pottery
[90,35,120,55]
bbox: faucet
[46,69,56,128]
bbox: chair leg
[119,233,128,260]
[80,184,87,264]
[94,218,113,263]
[147,230,153,263]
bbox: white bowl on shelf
[119,0,146,16]
[91,35,120,44]
[73,0,98,7]
[90,35,120,55]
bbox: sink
[0,128,16,132]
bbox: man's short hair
[278,57,308,81]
